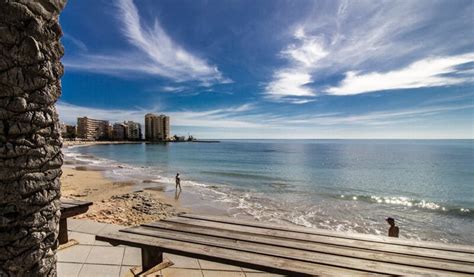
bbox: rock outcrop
[0,0,67,276]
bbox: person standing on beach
[386,217,399,237]
[175,173,182,191]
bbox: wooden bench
[59,198,92,244]
[96,213,474,276]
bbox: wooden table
[96,213,474,276]
[59,198,92,244]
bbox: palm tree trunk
[0,0,67,275]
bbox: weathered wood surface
[96,213,474,276]
[167,216,474,263]
[96,231,373,276]
[141,246,163,271]
[60,198,92,208]
[142,220,471,273]
[60,198,92,218]
[59,198,92,244]
[182,213,474,254]
[128,225,459,276]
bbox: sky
[58,0,474,139]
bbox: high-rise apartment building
[126,121,142,141]
[77,117,110,140]
[162,115,170,141]
[145,113,170,141]
[112,123,127,141]
[144,113,156,141]
[107,124,113,140]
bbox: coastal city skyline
[58,0,473,139]
[62,113,193,141]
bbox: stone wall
[0,0,66,276]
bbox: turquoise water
[66,140,474,244]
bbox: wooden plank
[61,198,93,204]
[60,203,76,209]
[60,205,91,218]
[60,199,79,205]
[125,225,463,276]
[60,199,92,206]
[171,216,474,264]
[167,217,474,263]
[143,220,474,274]
[58,218,69,244]
[60,199,92,218]
[141,246,163,271]
[182,213,474,254]
[96,232,374,276]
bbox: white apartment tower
[77,117,110,140]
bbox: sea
[64,139,474,245]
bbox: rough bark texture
[0,0,66,276]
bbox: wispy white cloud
[282,29,328,67]
[160,86,189,93]
[285,98,317,104]
[63,0,229,85]
[57,102,153,125]
[62,33,88,52]
[266,1,474,101]
[265,28,328,103]
[57,102,261,129]
[266,71,314,97]
[291,104,474,126]
[327,53,474,95]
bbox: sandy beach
[63,140,143,147]
[61,140,229,227]
[61,166,188,226]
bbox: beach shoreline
[61,140,230,225]
[63,140,144,148]
[61,166,190,226]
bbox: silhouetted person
[386,217,399,238]
[175,173,182,191]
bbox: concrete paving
[57,219,283,277]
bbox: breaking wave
[337,194,472,217]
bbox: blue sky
[58,0,474,139]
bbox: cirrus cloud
[63,0,230,86]
[265,0,474,102]
[265,28,328,103]
[327,53,474,95]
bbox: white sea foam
[337,194,472,216]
